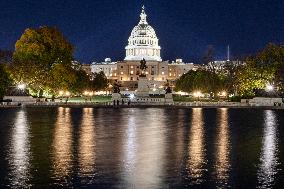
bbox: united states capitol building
[91,6,198,89]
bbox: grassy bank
[67,95,112,103]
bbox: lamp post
[17,84,26,90]
[89,91,93,102]
[193,91,201,101]
[266,84,274,92]
[65,91,70,103]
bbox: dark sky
[0,0,283,63]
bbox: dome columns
[124,6,162,61]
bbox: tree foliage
[91,71,108,91]
[0,64,12,99]
[13,26,73,67]
[175,69,223,95]
[235,43,284,96]
[11,26,76,95]
[70,69,91,94]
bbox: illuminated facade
[125,6,161,61]
[90,6,197,85]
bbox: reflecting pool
[0,107,283,188]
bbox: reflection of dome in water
[125,6,162,61]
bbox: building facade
[124,6,161,62]
[90,6,197,88]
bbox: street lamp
[17,84,26,90]
[59,91,64,96]
[65,91,70,96]
[193,91,202,101]
[65,91,70,104]
[89,91,93,102]
[266,84,274,92]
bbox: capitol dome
[125,6,162,61]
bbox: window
[130,66,133,69]
[152,66,155,68]
[169,73,172,76]
[162,72,164,75]
[162,77,164,81]
[130,70,134,75]
[130,77,133,81]
[151,71,154,75]
[121,66,123,68]
[137,66,139,68]
[121,72,124,75]
[121,77,123,80]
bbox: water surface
[0,107,283,188]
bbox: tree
[11,26,74,95]
[13,26,73,67]
[91,71,108,91]
[175,69,223,96]
[50,62,77,92]
[220,60,244,95]
[235,43,284,97]
[275,63,284,94]
[0,64,12,99]
[10,60,49,95]
[0,50,13,64]
[70,69,91,94]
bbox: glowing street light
[193,91,202,101]
[65,91,70,96]
[193,91,202,97]
[218,91,227,97]
[59,91,64,96]
[266,84,274,92]
[17,84,26,90]
[129,93,135,99]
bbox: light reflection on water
[123,115,137,172]
[52,107,73,184]
[187,108,207,184]
[215,108,230,188]
[78,108,96,182]
[1,107,283,188]
[257,110,279,189]
[122,109,166,188]
[8,110,31,188]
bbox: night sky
[0,0,283,63]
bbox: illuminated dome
[125,6,162,61]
